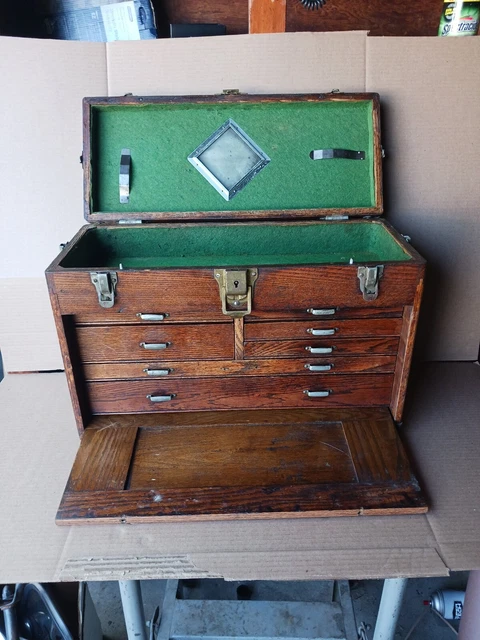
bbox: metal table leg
[373,578,408,640]
[119,580,148,640]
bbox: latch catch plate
[357,265,384,301]
[90,271,118,308]
[214,268,258,318]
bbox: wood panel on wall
[161,0,444,36]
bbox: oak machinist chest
[46,92,427,524]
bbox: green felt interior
[61,222,410,269]
[91,100,376,215]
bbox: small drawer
[245,318,402,341]
[76,323,233,363]
[87,373,394,413]
[244,337,399,359]
[246,306,404,322]
[83,355,397,380]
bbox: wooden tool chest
[46,93,427,524]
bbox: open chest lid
[83,93,383,223]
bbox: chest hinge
[214,268,258,318]
[90,271,118,308]
[357,265,384,301]
[323,215,349,221]
[118,219,142,225]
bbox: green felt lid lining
[86,95,381,221]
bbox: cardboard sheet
[0,32,478,369]
[0,363,478,583]
[366,38,480,362]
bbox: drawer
[87,374,394,413]
[76,324,233,363]
[246,306,403,322]
[245,318,402,341]
[245,337,399,359]
[83,355,397,380]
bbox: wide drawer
[245,318,402,341]
[245,337,399,359]
[87,374,394,413]
[76,324,233,363]
[83,355,397,380]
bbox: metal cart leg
[373,578,408,640]
[119,580,148,640]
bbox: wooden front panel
[87,374,393,413]
[245,318,402,341]
[250,264,422,315]
[129,421,356,490]
[50,270,226,323]
[49,263,421,324]
[56,408,427,524]
[83,355,397,380]
[76,324,233,362]
[245,337,399,359]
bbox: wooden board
[56,407,427,523]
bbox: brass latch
[357,265,384,301]
[214,268,258,318]
[90,271,118,308]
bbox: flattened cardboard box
[0,34,479,375]
[1,363,479,583]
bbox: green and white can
[438,0,480,35]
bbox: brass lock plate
[214,268,258,317]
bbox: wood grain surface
[86,374,393,413]
[244,337,399,358]
[56,407,426,524]
[83,355,397,380]
[161,0,442,37]
[245,317,402,341]
[76,323,234,363]
[249,0,286,33]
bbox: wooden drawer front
[87,374,394,413]
[245,307,403,322]
[245,318,402,342]
[50,270,227,323]
[76,324,233,363]
[83,355,397,380]
[245,337,399,359]
[249,264,423,317]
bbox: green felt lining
[91,100,375,214]
[61,222,410,269]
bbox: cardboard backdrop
[0,33,479,370]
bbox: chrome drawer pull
[307,328,336,336]
[305,364,333,372]
[146,394,176,402]
[137,313,168,321]
[305,346,333,354]
[140,342,170,350]
[307,308,336,316]
[143,368,171,376]
[304,390,331,398]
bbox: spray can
[438,1,480,36]
[430,590,465,620]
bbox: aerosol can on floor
[429,589,465,620]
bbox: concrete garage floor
[88,573,468,639]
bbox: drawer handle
[137,313,169,321]
[307,328,336,336]
[305,346,333,354]
[140,342,170,350]
[143,368,171,376]
[305,363,333,372]
[303,390,331,398]
[146,394,176,402]
[307,308,336,316]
